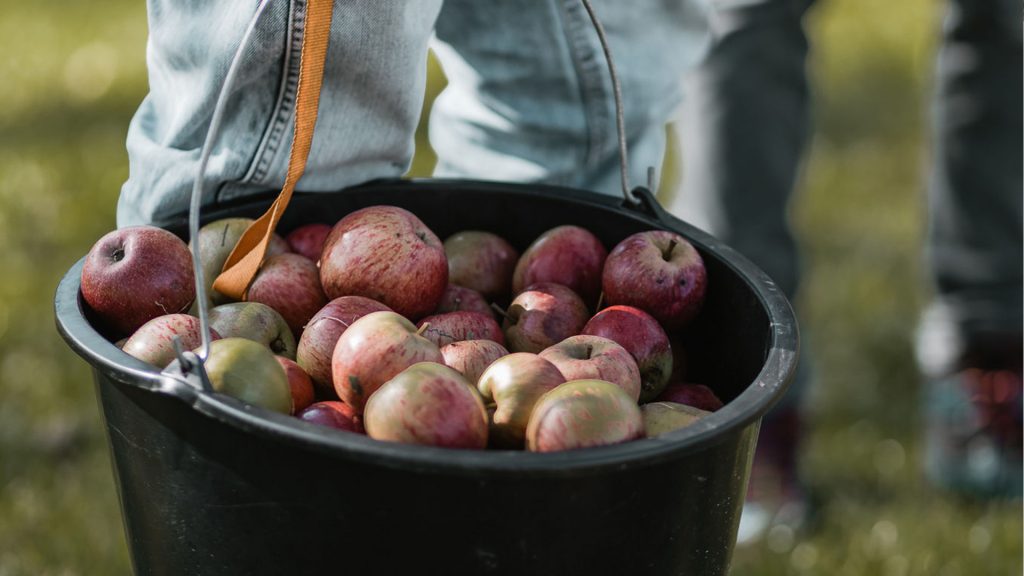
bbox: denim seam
[226,0,305,199]
[558,0,612,173]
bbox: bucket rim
[55,178,799,476]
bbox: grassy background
[0,0,1019,574]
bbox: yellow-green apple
[122,314,220,369]
[641,401,710,437]
[203,337,292,413]
[208,302,296,359]
[285,223,332,263]
[526,379,644,452]
[477,352,566,448]
[581,305,672,402]
[190,217,290,308]
[364,362,488,449]
[539,335,642,402]
[247,253,327,338]
[416,311,504,348]
[331,311,443,412]
[296,296,391,397]
[434,284,495,319]
[512,225,607,306]
[275,356,314,414]
[319,206,447,321]
[654,383,724,411]
[602,230,707,330]
[443,230,519,301]
[81,226,195,336]
[440,339,509,385]
[297,401,364,433]
[502,282,588,353]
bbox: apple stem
[595,291,605,312]
[416,322,431,336]
[490,303,511,321]
[663,239,677,261]
[316,315,351,329]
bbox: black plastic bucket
[55,178,798,576]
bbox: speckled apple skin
[297,296,392,396]
[582,305,673,402]
[364,362,488,449]
[417,311,505,348]
[512,225,607,306]
[602,230,707,331]
[526,379,644,452]
[502,282,589,354]
[539,335,642,402]
[331,311,443,412]
[320,206,447,321]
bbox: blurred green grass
[0,0,1019,574]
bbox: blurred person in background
[672,0,1022,544]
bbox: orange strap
[213,0,335,300]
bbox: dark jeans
[674,0,1022,391]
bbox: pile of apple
[80,205,725,452]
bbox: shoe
[924,365,1023,499]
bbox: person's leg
[670,0,816,544]
[117,0,444,227]
[428,0,710,197]
[917,0,1023,498]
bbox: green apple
[208,302,297,359]
[203,338,292,413]
[641,401,710,437]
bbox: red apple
[417,311,505,348]
[655,383,724,412]
[364,362,488,449]
[332,311,443,412]
[81,226,195,336]
[526,379,644,452]
[602,230,707,330]
[434,284,495,319]
[440,339,510,385]
[296,296,392,397]
[444,230,519,301]
[477,353,566,448]
[539,335,642,402]
[502,282,589,353]
[246,252,326,338]
[285,223,332,263]
[275,356,315,414]
[297,401,364,433]
[582,305,672,402]
[122,314,220,369]
[512,225,607,306]
[320,206,447,321]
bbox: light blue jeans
[117,0,710,227]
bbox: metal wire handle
[185,0,273,367]
[580,0,640,205]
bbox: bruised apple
[417,311,504,348]
[582,305,672,402]
[502,283,588,354]
[331,311,443,412]
[440,340,509,385]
